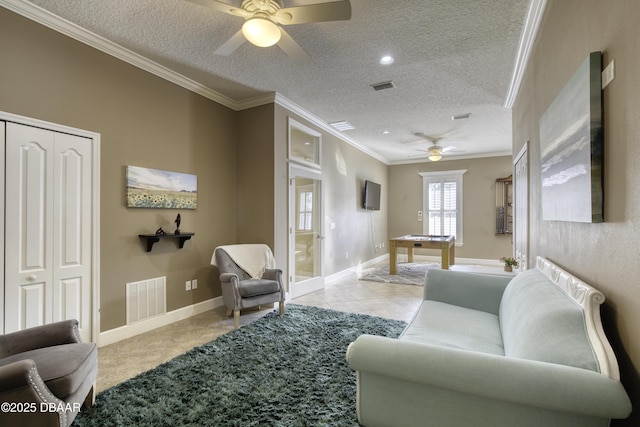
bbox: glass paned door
[289,173,324,298]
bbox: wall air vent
[370,81,395,91]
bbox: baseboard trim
[98,297,224,347]
[324,254,503,285]
[325,254,389,285]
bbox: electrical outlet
[185,280,191,291]
[192,279,198,289]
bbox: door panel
[5,122,92,339]
[289,172,324,298]
[5,124,54,329]
[54,133,91,330]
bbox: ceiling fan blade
[441,146,457,153]
[185,0,249,17]
[276,1,351,25]
[277,28,311,64]
[214,30,247,55]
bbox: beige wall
[0,8,237,332]
[389,157,513,260]
[512,1,640,422]
[236,104,275,247]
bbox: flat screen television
[363,180,381,210]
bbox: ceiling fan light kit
[428,153,442,162]
[188,0,351,62]
[242,17,281,47]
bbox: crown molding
[390,150,513,166]
[273,94,390,164]
[503,0,547,109]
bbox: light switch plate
[602,60,615,89]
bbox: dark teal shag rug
[72,304,406,426]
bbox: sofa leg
[233,310,240,329]
[279,301,285,316]
[84,382,96,407]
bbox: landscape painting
[539,51,603,223]
[126,166,197,209]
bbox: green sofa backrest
[499,268,599,372]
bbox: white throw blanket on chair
[211,244,276,279]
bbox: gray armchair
[213,244,285,328]
[0,319,97,427]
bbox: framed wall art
[539,51,603,223]
[126,165,197,209]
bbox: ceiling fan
[410,132,463,161]
[186,0,352,63]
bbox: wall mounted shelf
[139,233,194,252]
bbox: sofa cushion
[400,301,504,355]
[238,279,280,298]
[0,342,97,398]
[499,268,598,372]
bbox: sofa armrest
[262,268,282,282]
[0,360,68,426]
[346,335,632,419]
[262,269,285,299]
[424,269,513,315]
[0,319,81,358]
[219,272,239,284]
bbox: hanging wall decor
[126,165,197,209]
[539,51,603,223]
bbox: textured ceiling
[19,0,531,163]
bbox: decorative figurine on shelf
[155,227,166,235]
[174,213,181,235]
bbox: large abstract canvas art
[126,165,197,209]
[539,51,603,223]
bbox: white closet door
[5,122,92,340]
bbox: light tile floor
[95,259,503,392]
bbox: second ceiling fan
[187,0,352,63]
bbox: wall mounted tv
[363,180,381,210]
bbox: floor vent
[126,277,167,325]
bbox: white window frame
[296,186,314,231]
[419,170,467,245]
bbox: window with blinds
[419,170,467,244]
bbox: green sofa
[346,257,632,427]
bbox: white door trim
[0,111,101,342]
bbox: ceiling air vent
[370,80,395,91]
[329,120,356,131]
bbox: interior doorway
[289,168,324,298]
[514,143,529,270]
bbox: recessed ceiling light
[381,130,391,135]
[379,55,395,65]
